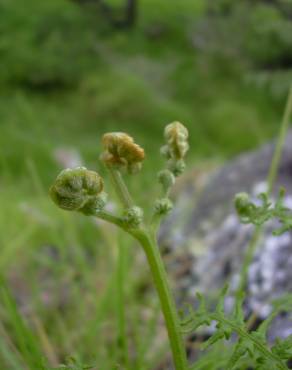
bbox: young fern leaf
[226,339,250,370]
[232,291,245,326]
[180,293,211,335]
[272,293,292,311]
[272,336,292,360]
[234,188,292,235]
[256,312,278,341]
[190,343,229,370]
[182,284,290,369]
[211,284,232,342]
[200,330,226,350]
[215,284,229,315]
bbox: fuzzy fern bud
[49,167,105,215]
[167,158,186,177]
[100,132,145,174]
[161,122,189,177]
[161,122,189,161]
[154,198,173,216]
[158,169,176,193]
[123,206,143,228]
[81,191,108,215]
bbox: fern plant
[49,86,292,369]
[50,123,190,369]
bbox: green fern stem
[131,229,189,370]
[107,166,134,208]
[105,164,188,370]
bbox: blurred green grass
[0,0,284,188]
[0,0,290,368]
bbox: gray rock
[160,131,292,343]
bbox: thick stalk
[132,229,188,370]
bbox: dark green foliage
[0,0,96,87]
[199,0,292,98]
[203,0,292,68]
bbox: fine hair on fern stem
[49,123,190,370]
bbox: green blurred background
[0,0,292,369]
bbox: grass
[0,0,290,368]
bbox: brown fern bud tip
[49,167,105,214]
[162,122,189,160]
[100,132,145,173]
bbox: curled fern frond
[49,167,106,215]
[101,132,145,174]
[160,121,189,177]
[162,121,189,161]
